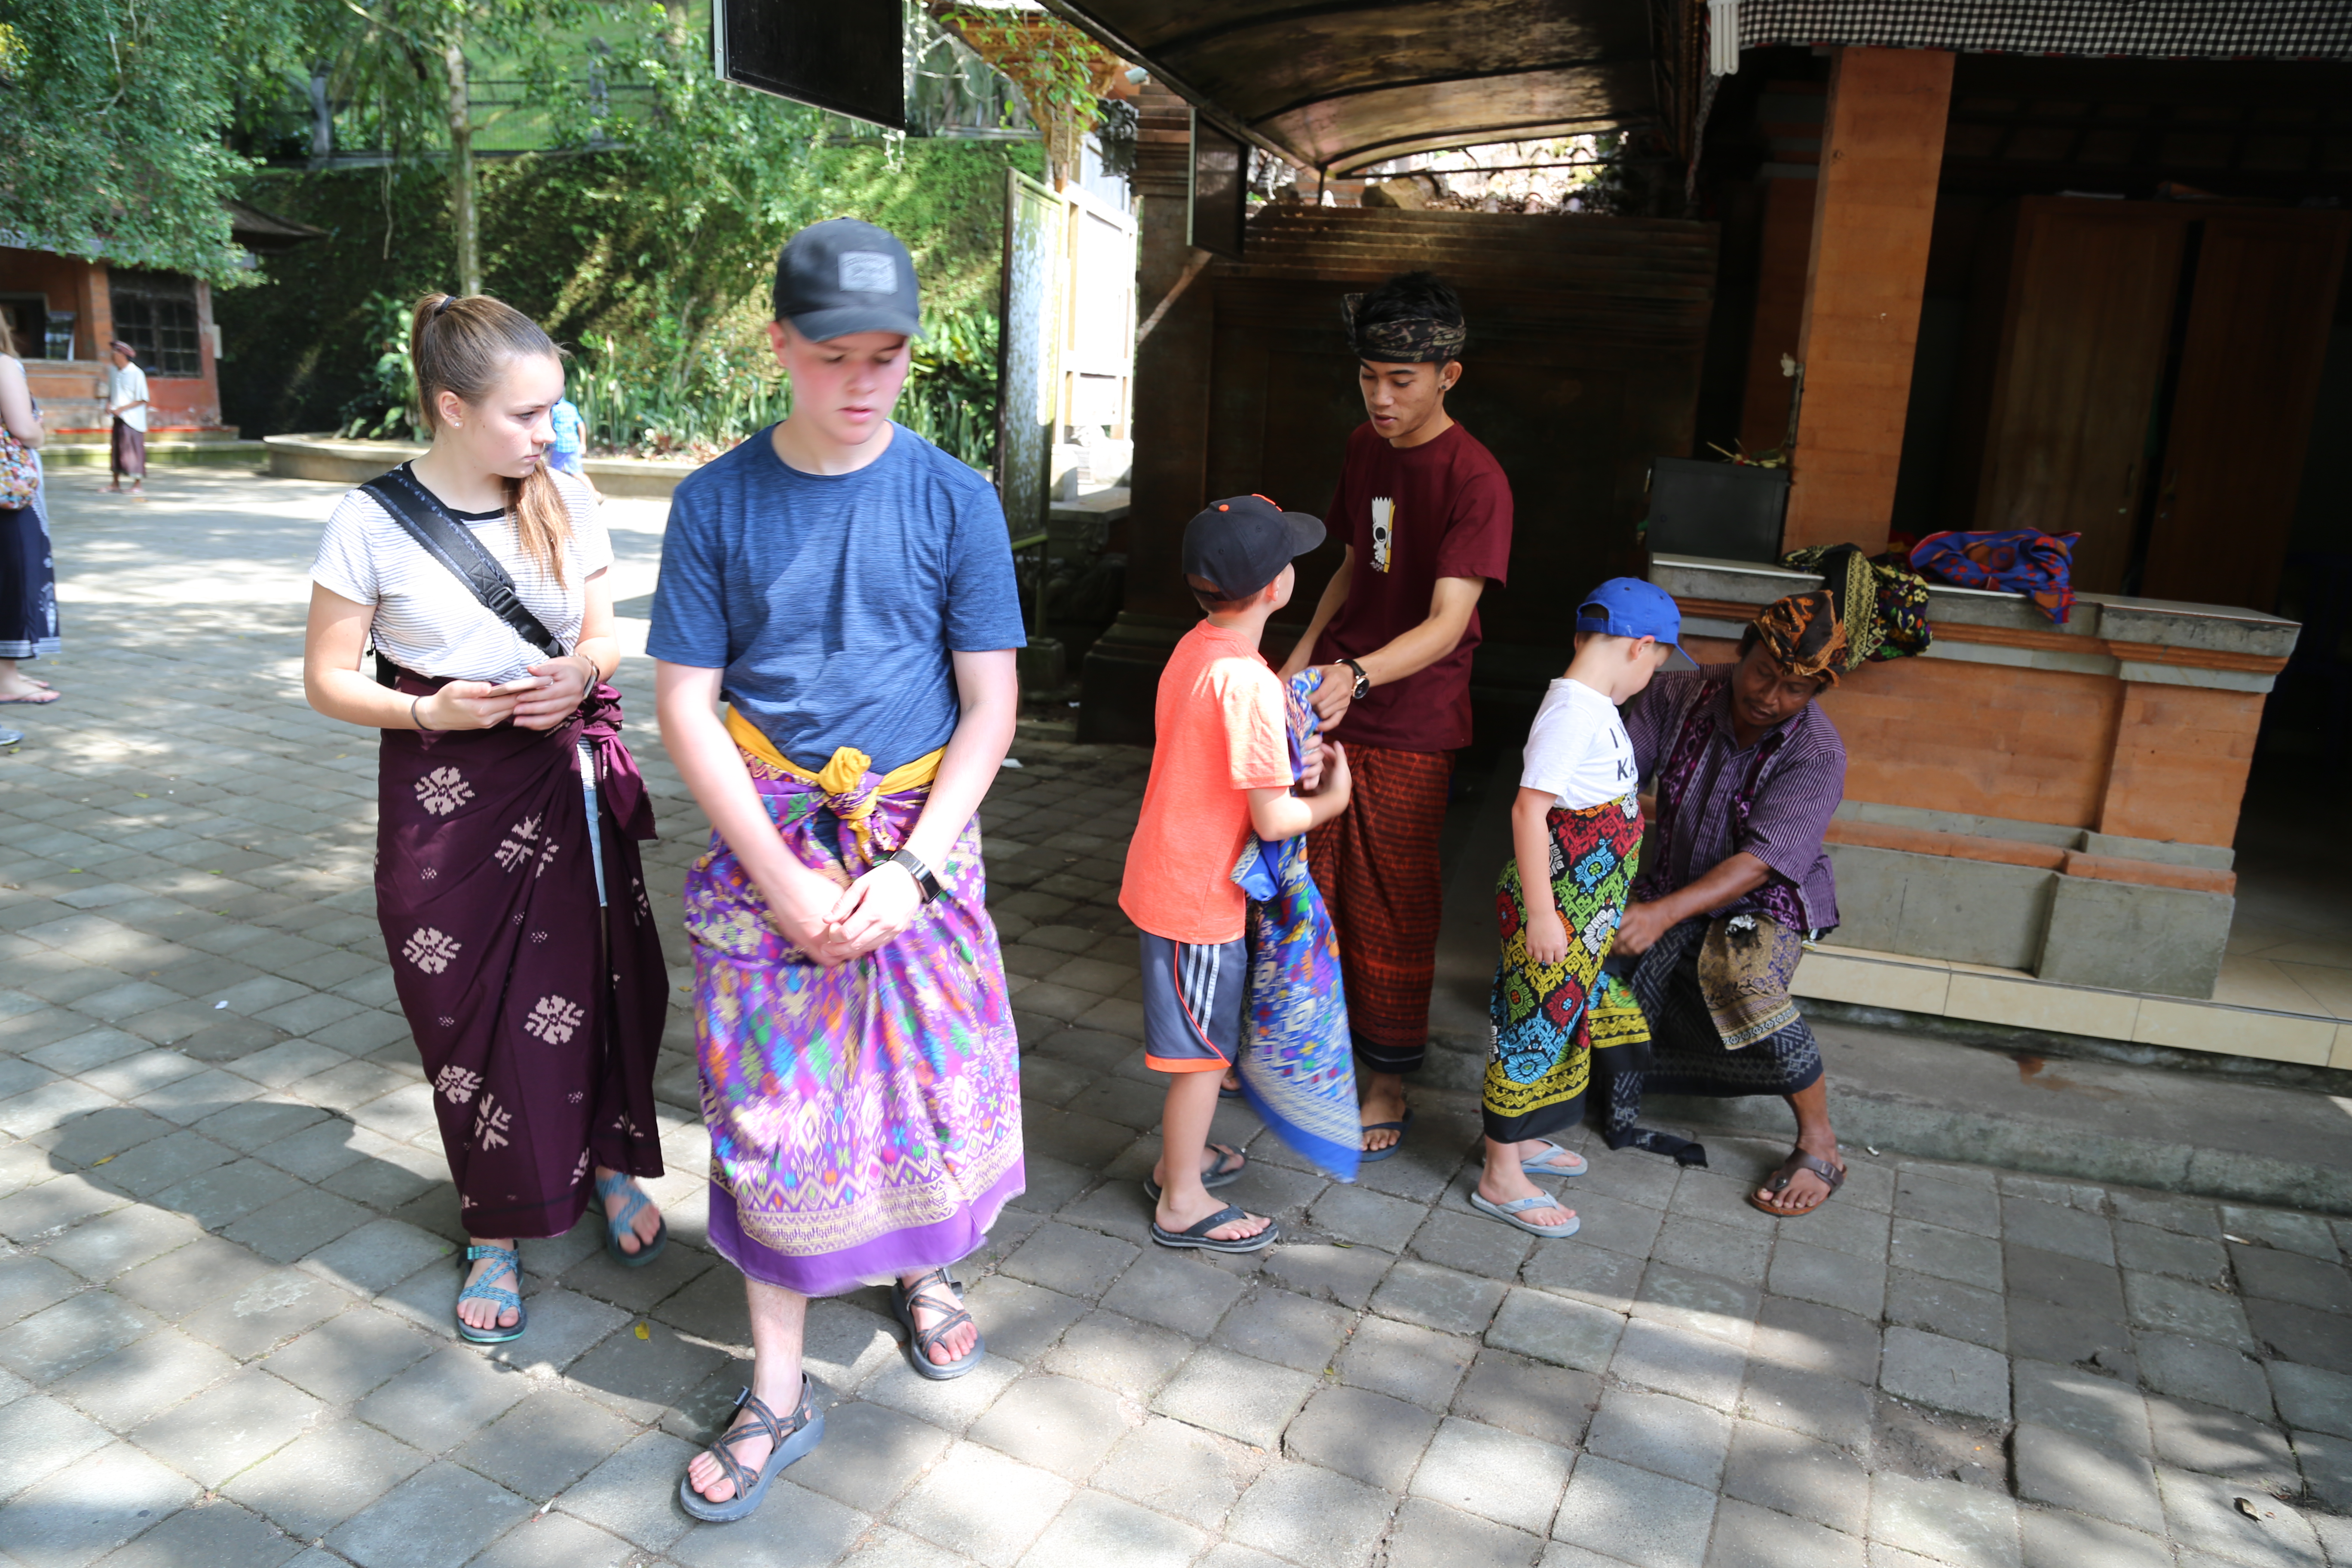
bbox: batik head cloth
[1341,292,1468,363]
[1748,591,1846,687]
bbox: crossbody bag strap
[359,467,567,663]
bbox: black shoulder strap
[360,467,566,662]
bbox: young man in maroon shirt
[1280,272,1513,1157]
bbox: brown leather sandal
[1749,1148,1845,1216]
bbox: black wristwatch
[1341,658,1372,701]
[888,848,942,903]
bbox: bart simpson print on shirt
[1370,496,1394,573]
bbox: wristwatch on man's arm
[1341,659,1371,701]
[888,847,943,903]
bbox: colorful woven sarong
[1232,672,1361,1181]
[685,716,1024,1297]
[1485,793,1649,1144]
[1697,913,1806,1049]
[1908,529,2079,624]
[1306,743,1453,1074]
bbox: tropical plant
[0,0,307,283]
[336,292,426,440]
[925,3,1120,188]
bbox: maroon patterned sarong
[375,671,668,1239]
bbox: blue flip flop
[1469,1189,1581,1238]
[1359,1108,1416,1163]
[455,1243,527,1344]
[594,1171,668,1269]
[1151,1204,1280,1253]
[1519,1140,1589,1178]
[677,1376,826,1523]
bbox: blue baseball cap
[1577,577,1698,668]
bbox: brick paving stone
[1001,1221,1139,1302]
[1767,1238,1887,1321]
[42,1204,202,1283]
[1634,1262,1762,1349]
[559,1428,701,1551]
[1611,1316,1749,1413]
[1879,1326,2011,1422]
[2156,1464,2326,1567]
[786,1398,956,1515]
[1896,1170,2000,1237]
[297,1216,451,1296]
[2006,1297,2132,1376]
[1335,1312,1475,1409]
[2220,1206,2339,1260]
[2,1440,199,1567]
[1707,1496,1867,1568]
[328,1458,535,1568]
[2012,1358,2153,1455]
[2012,1421,2165,1534]
[220,1185,374,1262]
[1719,1417,1868,1536]
[1018,1486,1209,1568]
[2124,1270,2257,1349]
[2295,1428,2352,1510]
[1886,1267,2007,1352]
[0,1289,161,1381]
[1553,1454,1715,1568]
[52,1325,240,1431]
[1152,1345,1320,1448]
[191,1097,330,1155]
[0,1390,112,1493]
[1449,1349,1599,1452]
[1093,1413,1261,1529]
[564,1318,730,1424]
[262,1307,434,1404]
[1411,1415,1574,1536]
[1,1253,83,1328]
[1307,1184,1425,1254]
[155,1154,304,1228]
[1040,1308,1196,1401]
[2113,1220,2229,1282]
[891,1439,1074,1568]
[2269,1361,2352,1439]
[1225,1459,1397,1568]
[1890,1218,2005,1288]
[2017,1510,2174,1568]
[967,1371,1128,1478]
[2147,1395,2301,1492]
[131,1365,323,1487]
[90,1498,305,1568]
[1099,1248,1248,1337]
[1284,1384,1439,1491]
[1741,1357,1876,1453]
[2245,1296,2352,1377]
[1587,1386,1734,1488]
[1870,1473,2021,1567]
[1253,1240,1393,1310]
[181,1265,354,1359]
[864,1351,1025,1433]
[1371,1258,1510,1338]
[107,1231,277,1318]
[1211,1285,1353,1373]
[2232,1245,2352,1316]
[2137,1331,2276,1418]
[465,1510,638,1568]
[357,1344,534,1451]
[797,1298,903,1393]
[1487,1286,1623,1372]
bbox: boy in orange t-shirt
[1119,494,1354,1253]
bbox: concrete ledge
[43,437,267,469]
[262,434,701,497]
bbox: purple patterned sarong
[375,673,669,1240]
[684,747,1024,1298]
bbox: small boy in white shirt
[1470,578,1690,1237]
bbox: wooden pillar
[1782,46,1952,553]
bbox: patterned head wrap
[1341,292,1467,363]
[1747,591,1846,687]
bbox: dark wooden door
[1972,199,2186,594]
[2138,210,2351,611]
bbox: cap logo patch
[839,251,898,294]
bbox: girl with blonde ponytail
[300,292,671,1344]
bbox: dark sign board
[1188,112,1246,261]
[714,0,906,130]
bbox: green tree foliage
[0,0,303,283]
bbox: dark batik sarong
[685,722,1024,1298]
[1306,744,1453,1074]
[1603,915,1824,1149]
[376,671,668,1239]
[1485,793,1650,1144]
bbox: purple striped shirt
[1623,663,1846,932]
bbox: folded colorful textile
[1780,543,1933,668]
[1908,529,2079,624]
[1233,671,1362,1182]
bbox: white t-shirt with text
[1519,677,1637,809]
[310,465,609,685]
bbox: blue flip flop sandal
[455,1243,527,1344]
[891,1268,986,1381]
[1142,1144,1247,1203]
[1358,1108,1416,1163]
[594,1171,668,1269]
[1469,1189,1581,1238]
[1151,1204,1280,1253]
[1519,1140,1589,1178]
[677,1376,826,1523]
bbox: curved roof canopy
[1047,0,1667,173]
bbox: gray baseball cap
[772,218,922,341]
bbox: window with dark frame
[108,271,203,376]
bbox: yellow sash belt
[725,706,944,861]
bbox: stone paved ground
[4,466,2352,1568]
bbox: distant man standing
[1281,272,1512,1157]
[103,340,148,499]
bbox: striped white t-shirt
[310,465,608,684]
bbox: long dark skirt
[1602,916,1823,1148]
[376,672,668,1239]
[0,491,58,660]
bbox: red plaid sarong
[1306,744,1453,1074]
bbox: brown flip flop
[1749,1148,1844,1216]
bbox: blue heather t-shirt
[548,399,583,454]
[647,423,1026,772]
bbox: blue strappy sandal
[677,1376,826,1523]
[594,1171,668,1269]
[455,1243,527,1344]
